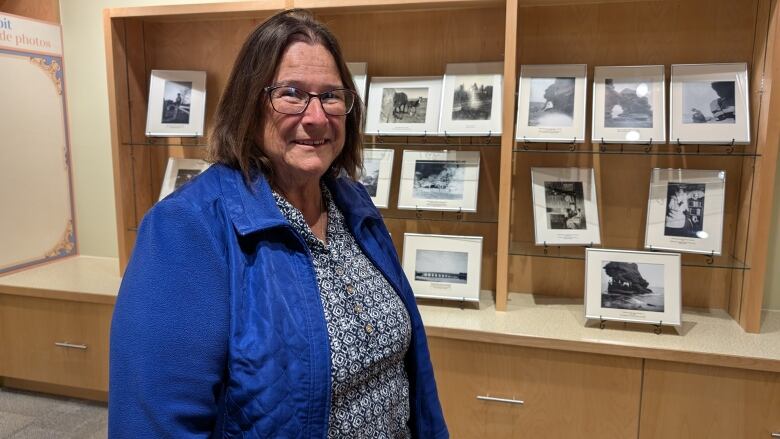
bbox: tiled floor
[0,388,106,438]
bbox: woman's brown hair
[208,9,363,183]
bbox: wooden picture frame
[364,76,443,135]
[669,63,750,145]
[358,148,394,209]
[397,150,480,212]
[402,233,483,302]
[145,70,207,137]
[516,64,588,143]
[158,158,211,201]
[645,168,726,255]
[439,62,503,136]
[585,248,681,328]
[531,167,601,246]
[592,65,665,144]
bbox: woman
[109,9,448,438]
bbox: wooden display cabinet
[105,0,780,334]
[495,0,780,335]
[428,336,643,438]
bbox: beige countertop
[1,256,778,372]
[0,256,120,304]
[419,290,780,373]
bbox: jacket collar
[216,164,381,236]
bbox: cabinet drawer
[0,295,112,391]
[428,337,642,438]
[640,360,780,438]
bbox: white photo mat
[592,65,665,144]
[585,248,681,327]
[359,148,394,209]
[531,167,601,245]
[402,233,483,302]
[670,63,750,144]
[159,157,211,201]
[146,70,207,137]
[397,150,480,212]
[365,76,443,135]
[439,62,503,135]
[516,64,588,143]
[346,62,368,105]
[645,168,726,255]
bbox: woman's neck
[272,175,327,241]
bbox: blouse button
[336,267,344,276]
[346,285,354,294]
[365,323,374,334]
[354,304,363,313]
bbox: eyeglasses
[264,85,357,116]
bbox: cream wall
[58,0,245,259]
[60,0,780,310]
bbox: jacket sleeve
[109,198,230,438]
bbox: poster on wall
[0,12,78,275]
[357,148,394,208]
[402,233,483,302]
[530,167,601,246]
[397,150,480,212]
[364,76,443,135]
[592,65,666,144]
[669,63,750,144]
[439,62,503,135]
[644,168,726,255]
[585,248,681,328]
[515,64,588,143]
[159,158,211,201]
[347,62,368,104]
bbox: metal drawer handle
[476,395,524,405]
[770,433,780,438]
[54,342,88,350]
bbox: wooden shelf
[420,290,780,373]
[104,0,780,334]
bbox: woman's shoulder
[141,164,237,242]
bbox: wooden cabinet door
[639,360,780,438]
[0,295,112,391]
[428,337,643,438]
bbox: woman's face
[259,42,346,185]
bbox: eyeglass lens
[270,87,354,115]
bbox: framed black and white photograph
[358,148,394,208]
[145,70,207,137]
[592,65,665,144]
[670,63,750,144]
[402,233,483,302]
[159,157,211,201]
[347,62,368,104]
[585,248,681,327]
[439,62,503,135]
[364,76,443,135]
[531,167,601,245]
[645,168,726,255]
[515,64,587,143]
[397,150,480,212]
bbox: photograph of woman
[109,9,448,438]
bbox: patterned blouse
[273,185,412,439]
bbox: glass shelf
[381,210,498,224]
[513,142,759,157]
[365,134,501,149]
[508,241,750,270]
